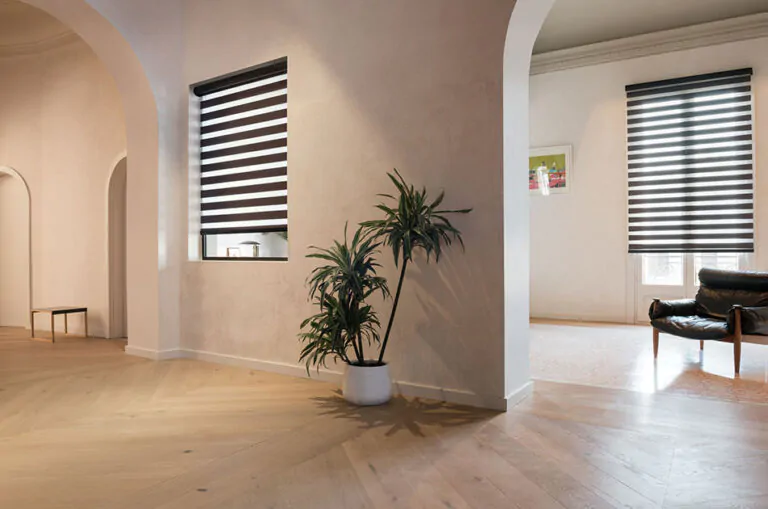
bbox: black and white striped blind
[194,58,288,235]
[626,68,754,253]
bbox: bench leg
[64,314,68,334]
[30,311,35,338]
[84,311,88,338]
[653,328,659,359]
[50,314,55,343]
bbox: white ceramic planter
[342,362,392,406]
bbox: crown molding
[0,30,80,58]
[531,13,768,76]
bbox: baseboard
[130,346,507,410]
[505,381,534,411]
[180,347,344,384]
[124,345,183,361]
[531,312,632,325]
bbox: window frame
[192,57,289,262]
[625,67,755,255]
[200,233,289,262]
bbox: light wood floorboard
[2,327,768,508]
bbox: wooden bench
[30,307,88,343]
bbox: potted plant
[298,225,392,405]
[299,170,470,406]
[361,169,471,365]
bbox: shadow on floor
[311,390,496,437]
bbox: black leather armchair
[650,268,768,374]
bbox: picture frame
[529,145,572,195]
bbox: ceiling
[2,0,766,55]
[534,0,768,54]
[0,0,70,48]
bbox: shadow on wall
[405,250,503,401]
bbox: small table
[30,307,88,343]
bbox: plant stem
[378,254,409,364]
[350,333,363,365]
[357,332,365,364]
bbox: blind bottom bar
[202,226,287,235]
[629,233,753,241]
[629,245,754,253]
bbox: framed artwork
[529,145,572,195]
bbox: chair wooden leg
[700,340,704,351]
[653,328,659,359]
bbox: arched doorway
[0,166,32,329]
[108,156,128,339]
[18,0,175,356]
[502,0,558,404]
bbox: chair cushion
[696,268,768,318]
[696,285,768,319]
[699,268,768,292]
[651,315,729,341]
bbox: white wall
[0,173,30,327]
[0,38,126,336]
[181,0,515,408]
[529,37,768,323]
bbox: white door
[635,253,748,323]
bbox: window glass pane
[642,253,684,286]
[204,231,288,259]
[693,253,740,285]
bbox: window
[193,58,288,260]
[642,253,744,287]
[642,253,684,286]
[626,68,754,254]
[693,252,740,285]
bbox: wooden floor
[2,327,768,508]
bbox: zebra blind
[194,58,288,235]
[626,68,754,253]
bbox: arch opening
[0,166,32,330]
[15,0,167,354]
[108,156,128,339]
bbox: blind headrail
[193,57,287,97]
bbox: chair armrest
[649,299,699,320]
[729,305,768,335]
